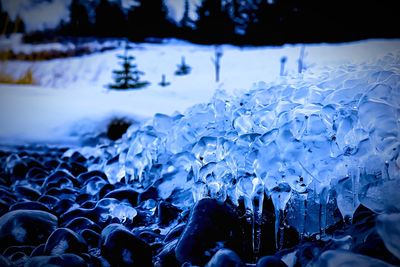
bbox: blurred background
[0,0,399,145]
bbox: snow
[0,38,399,145]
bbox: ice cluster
[82,54,400,242]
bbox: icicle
[298,191,308,240]
[348,164,360,223]
[318,186,329,237]
[383,160,390,181]
[271,183,292,250]
[251,177,264,256]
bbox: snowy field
[0,38,399,145]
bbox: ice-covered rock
[104,53,400,242]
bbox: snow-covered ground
[0,38,399,145]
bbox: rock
[9,251,27,262]
[294,241,326,266]
[97,184,115,199]
[164,224,186,243]
[10,201,51,213]
[80,229,100,248]
[351,230,400,265]
[44,187,77,200]
[25,253,87,267]
[68,151,87,164]
[42,170,78,191]
[14,186,41,200]
[106,118,132,141]
[44,228,88,255]
[100,224,152,267]
[77,170,108,185]
[352,204,376,225]
[256,255,287,267]
[67,162,88,177]
[205,248,245,267]
[157,201,181,227]
[103,188,139,207]
[80,200,97,209]
[0,210,57,251]
[65,217,101,233]
[82,177,108,196]
[175,198,241,266]
[0,255,13,267]
[75,193,91,205]
[353,231,400,265]
[37,195,59,210]
[376,213,400,260]
[52,198,77,216]
[138,186,159,203]
[30,244,46,257]
[3,245,35,257]
[315,250,396,267]
[154,240,180,267]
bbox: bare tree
[211,46,223,82]
[159,74,171,87]
[298,45,306,74]
[280,56,287,76]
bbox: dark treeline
[18,0,400,45]
[1,1,25,36]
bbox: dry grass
[0,68,36,85]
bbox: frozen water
[92,53,400,244]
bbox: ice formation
[72,53,400,251]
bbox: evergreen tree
[127,0,174,40]
[108,42,149,90]
[159,74,171,87]
[175,56,191,75]
[180,0,194,29]
[195,0,236,43]
[95,0,126,37]
[224,0,251,36]
[0,1,25,36]
[13,15,25,34]
[67,0,92,36]
[0,2,9,36]
[245,0,281,44]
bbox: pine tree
[175,56,191,76]
[180,0,194,29]
[159,74,171,87]
[67,0,92,36]
[108,42,149,90]
[195,0,236,43]
[95,0,126,37]
[127,0,174,40]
